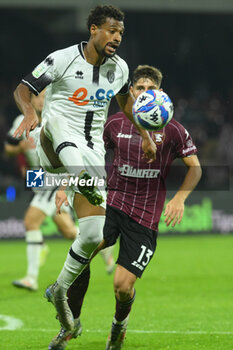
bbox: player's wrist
[139,128,150,140]
[174,191,189,202]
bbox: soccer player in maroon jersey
[102,65,202,349]
[53,65,201,350]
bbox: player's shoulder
[109,54,128,73]
[107,111,127,123]
[165,118,186,134]
[47,45,80,72]
[166,118,183,128]
[50,44,79,60]
[165,118,193,145]
[105,111,126,128]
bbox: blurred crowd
[172,85,233,166]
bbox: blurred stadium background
[1,2,233,350]
[0,0,233,237]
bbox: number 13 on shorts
[131,244,154,273]
[137,245,153,266]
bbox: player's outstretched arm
[164,155,202,227]
[13,83,39,139]
[116,92,157,162]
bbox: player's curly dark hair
[132,65,163,89]
[87,5,125,31]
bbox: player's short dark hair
[132,65,163,89]
[87,5,125,31]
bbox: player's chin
[104,51,116,58]
[103,47,117,58]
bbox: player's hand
[142,135,157,163]
[164,197,184,227]
[13,114,39,139]
[56,189,69,214]
[19,137,36,152]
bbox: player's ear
[90,24,98,36]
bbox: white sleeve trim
[22,79,40,95]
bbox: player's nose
[113,32,122,44]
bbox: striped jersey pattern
[104,112,197,230]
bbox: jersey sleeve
[173,122,197,158]
[116,59,130,96]
[117,77,131,96]
[21,49,65,95]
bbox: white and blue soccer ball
[132,90,174,131]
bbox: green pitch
[1,234,233,350]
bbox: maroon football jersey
[104,112,197,230]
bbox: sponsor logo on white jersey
[118,164,160,178]
[68,87,114,108]
[75,71,84,79]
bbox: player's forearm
[124,110,152,140]
[173,165,202,202]
[13,83,37,119]
[116,93,153,140]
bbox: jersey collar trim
[78,41,87,59]
[77,41,108,66]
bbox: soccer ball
[132,90,174,131]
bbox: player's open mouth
[106,42,118,53]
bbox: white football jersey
[22,42,129,154]
[7,114,40,167]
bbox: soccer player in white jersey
[12,4,156,335]
[5,91,78,291]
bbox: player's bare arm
[13,83,39,139]
[116,92,157,162]
[164,155,202,227]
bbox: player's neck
[84,42,105,66]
